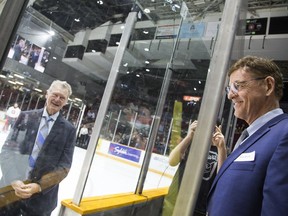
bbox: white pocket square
[234,151,255,162]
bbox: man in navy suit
[0,80,76,216]
[207,56,288,216]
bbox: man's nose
[227,89,236,100]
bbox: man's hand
[11,180,41,199]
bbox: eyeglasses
[225,77,266,95]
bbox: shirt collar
[247,108,283,136]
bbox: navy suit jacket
[0,108,76,213]
[207,113,288,216]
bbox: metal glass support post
[15,93,20,104]
[27,94,33,110]
[71,12,137,206]
[112,110,122,142]
[35,96,41,109]
[128,112,138,146]
[135,2,186,194]
[65,102,73,120]
[164,118,173,156]
[172,0,247,215]
[20,92,27,109]
[0,90,4,103]
[105,112,113,137]
[134,63,173,194]
[76,103,87,137]
[6,92,13,109]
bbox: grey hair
[47,80,72,97]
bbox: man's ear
[265,76,275,96]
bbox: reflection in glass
[7,34,51,73]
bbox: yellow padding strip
[61,187,169,215]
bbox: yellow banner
[170,100,182,150]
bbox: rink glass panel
[0,0,235,212]
[82,11,216,198]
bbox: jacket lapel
[44,114,64,143]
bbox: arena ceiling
[4,0,287,105]
[31,0,288,35]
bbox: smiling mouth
[233,101,242,108]
[51,103,60,107]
